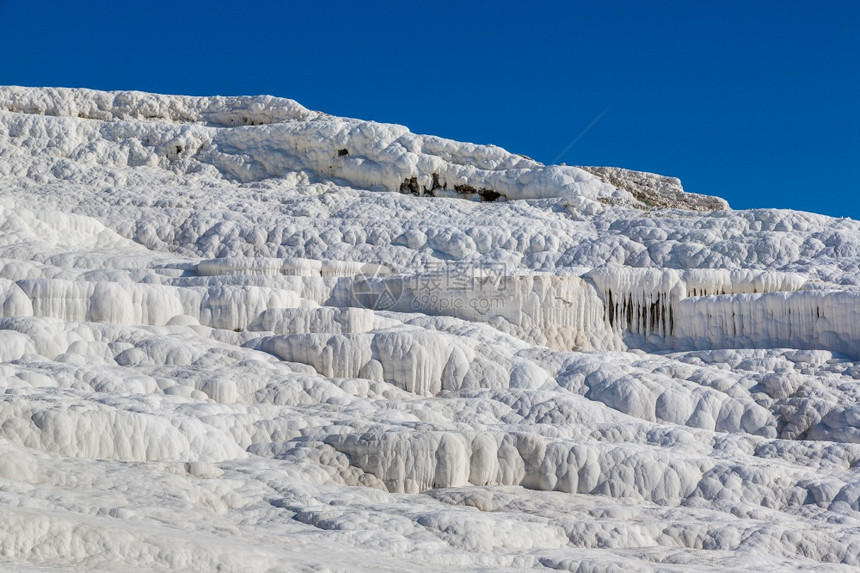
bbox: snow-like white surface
[1,87,860,571]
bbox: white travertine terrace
[1,87,860,572]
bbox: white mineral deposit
[0,87,859,571]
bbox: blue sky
[2,1,858,217]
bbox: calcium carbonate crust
[0,87,859,572]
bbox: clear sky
[2,1,858,218]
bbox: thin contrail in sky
[552,107,610,165]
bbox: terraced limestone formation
[1,87,860,572]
